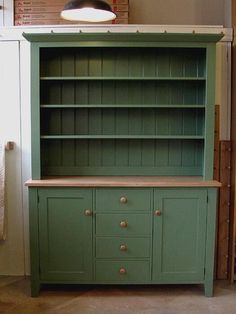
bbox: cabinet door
[38,188,93,281]
[153,188,207,282]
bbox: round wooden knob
[120,221,128,228]
[154,210,162,216]
[119,244,128,252]
[119,267,127,275]
[120,196,128,204]
[84,209,92,216]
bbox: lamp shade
[61,0,117,22]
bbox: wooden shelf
[40,76,206,81]
[41,135,205,140]
[40,104,206,109]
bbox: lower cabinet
[28,186,217,297]
[37,189,93,281]
[153,189,207,282]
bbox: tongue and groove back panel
[38,44,208,176]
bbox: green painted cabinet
[24,32,222,297]
[38,188,93,281]
[28,185,218,297]
[153,188,207,282]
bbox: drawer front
[96,188,151,212]
[96,260,151,281]
[96,237,151,258]
[96,213,152,236]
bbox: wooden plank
[230,1,236,282]
[216,141,231,279]
[213,105,220,181]
[25,176,222,187]
[213,105,220,280]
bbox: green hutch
[24,31,222,297]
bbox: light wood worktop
[25,176,221,188]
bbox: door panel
[38,188,93,281]
[153,188,207,282]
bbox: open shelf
[40,107,205,137]
[35,43,211,178]
[40,104,206,109]
[40,138,204,176]
[40,76,206,81]
[40,80,205,107]
[41,135,204,140]
[40,46,206,79]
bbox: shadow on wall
[129,0,227,26]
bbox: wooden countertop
[25,176,221,188]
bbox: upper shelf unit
[23,32,223,179]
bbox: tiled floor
[0,277,236,314]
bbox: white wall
[225,0,232,27]
[20,41,32,275]
[0,0,3,25]
[0,0,13,26]
[0,41,25,275]
[129,0,231,27]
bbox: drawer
[96,237,151,258]
[96,213,152,236]
[95,260,151,281]
[96,188,151,212]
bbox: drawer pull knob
[119,267,127,275]
[120,221,128,228]
[119,244,128,251]
[84,209,92,216]
[154,210,162,216]
[120,196,128,204]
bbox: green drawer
[96,188,151,212]
[96,237,151,258]
[95,260,151,281]
[96,213,152,236]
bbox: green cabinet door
[38,188,93,281]
[153,188,207,282]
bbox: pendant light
[61,0,117,22]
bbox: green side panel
[204,44,216,180]
[153,188,207,281]
[204,188,217,297]
[95,213,152,237]
[31,45,41,179]
[38,188,93,281]
[96,237,151,258]
[96,188,151,212]
[28,188,41,297]
[95,260,151,282]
